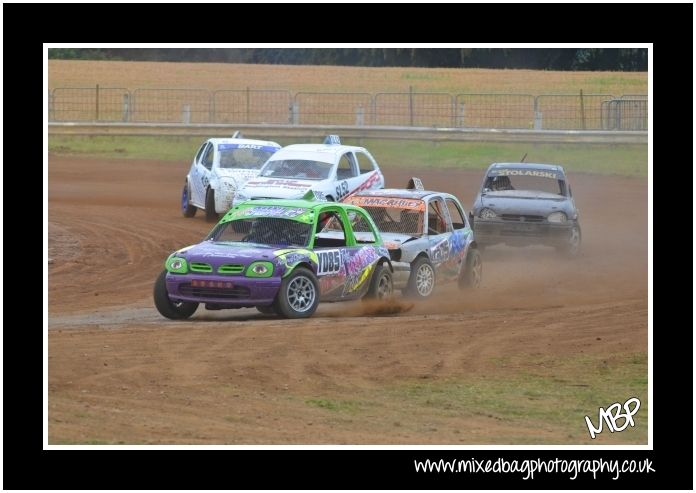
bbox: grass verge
[48,135,647,177]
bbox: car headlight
[480,208,497,219]
[547,212,568,223]
[246,261,274,278]
[166,256,188,274]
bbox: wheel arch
[283,261,316,278]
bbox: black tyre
[256,305,277,315]
[364,262,393,300]
[181,182,197,218]
[273,267,319,318]
[557,223,581,257]
[458,248,482,289]
[205,188,218,222]
[153,270,198,320]
[405,256,436,299]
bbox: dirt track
[48,155,648,444]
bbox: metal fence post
[182,104,191,124]
[95,84,100,121]
[246,87,250,124]
[457,102,465,127]
[371,95,376,126]
[579,89,586,130]
[355,104,365,126]
[122,93,130,122]
[409,86,414,126]
[289,100,299,125]
[533,96,542,130]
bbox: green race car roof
[221,199,365,224]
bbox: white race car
[182,132,281,221]
[232,135,385,206]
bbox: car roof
[487,162,566,173]
[232,198,361,211]
[270,144,368,162]
[352,188,439,200]
[209,137,281,147]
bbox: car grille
[500,214,545,222]
[218,264,245,274]
[190,262,213,272]
[179,282,251,299]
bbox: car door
[353,150,384,192]
[188,142,207,205]
[333,152,360,201]
[426,196,454,272]
[339,209,383,300]
[313,207,351,300]
[443,196,472,280]
[193,142,215,205]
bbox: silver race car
[471,163,581,256]
[344,179,481,299]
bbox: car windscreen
[218,145,277,170]
[485,169,566,195]
[259,160,333,181]
[361,206,424,236]
[344,196,425,236]
[207,217,312,247]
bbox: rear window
[218,144,277,170]
[486,169,566,195]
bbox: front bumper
[474,219,575,247]
[166,273,281,307]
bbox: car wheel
[458,248,482,289]
[364,262,393,300]
[405,256,436,299]
[181,182,197,218]
[205,188,218,222]
[256,305,277,315]
[558,223,582,257]
[153,270,198,319]
[274,267,319,319]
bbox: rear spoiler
[407,177,424,191]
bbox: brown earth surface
[48,155,648,444]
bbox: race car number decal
[335,181,349,200]
[317,249,342,275]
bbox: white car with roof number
[182,131,281,221]
[232,135,385,206]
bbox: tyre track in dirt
[47,154,648,444]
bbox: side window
[427,198,450,235]
[446,198,466,230]
[315,211,347,248]
[356,152,376,175]
[349,211,376,244]
[194,142,207,163]
[202,143,215,170]
[336,154,357,180]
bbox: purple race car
[154,197,394,319]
